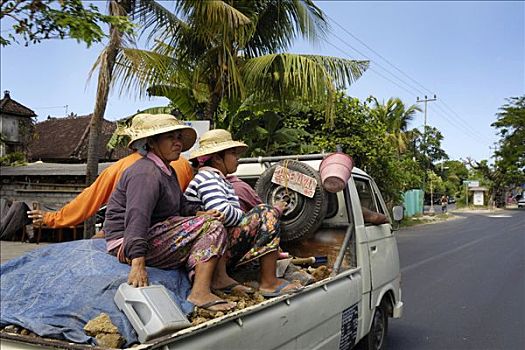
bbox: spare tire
[255,160,328,242]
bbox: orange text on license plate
[271,165,317,198]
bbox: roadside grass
[399,212,454,227]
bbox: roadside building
[469,186,489,206]
[0,90,36,157]
[1,114,129,213]
[29,114,130,163]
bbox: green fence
[403,189,424,217]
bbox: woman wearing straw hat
[103,114,236,312]
[185,129,302,298]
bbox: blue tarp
[0,239,193,346]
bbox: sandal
[212,283,255,295]
[193,299,237,312]
[259,280,303,298]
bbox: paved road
[389,208,525,350]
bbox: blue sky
[1,1,523,162]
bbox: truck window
[354,178,378,213]
[354,177,388,225]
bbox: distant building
[0,90,37,157]
[29,114,130,163]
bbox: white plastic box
[114,283,191,343]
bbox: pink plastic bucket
[319,152,354,193]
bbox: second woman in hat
[185,129,302,297]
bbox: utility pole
[417,95,437,214]
[416,95,437,154]
[489,142,499,208]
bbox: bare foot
[187,291,236,312]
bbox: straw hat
[189,129,247,160]
[126,113,197,151]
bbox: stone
[84,313,119,336]
[95,333,125,348]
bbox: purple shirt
[103,156,200,259]
[227,175,263,212]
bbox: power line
[324,15,488,145]
[328,15,432,96]
[324,30,423,96]
[323,35,486,145]
[321,38,420,96]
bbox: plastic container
[319,152,354,193]
[114,283,191,343]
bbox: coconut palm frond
[112,47,178,98]
[179,0,253,47]
[244,0,328,57]
[178,0,251,28]
[130,0,186,44]
[147,84,200,118]
[283,0,328,43]
[242,53,368,122]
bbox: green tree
[491,96,525,187]
[426,169,444,201]
[83,0,135,237]
[113,0,369,124]
[410,125,448,171]
[282,93,403,205]
[439,160,469,199]
[369,97,421,156]
[397,158,425,191]
[0,0,131,46]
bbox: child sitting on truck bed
[185,129,302,298]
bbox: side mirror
[391,206,404,231]
[392,206,404,222]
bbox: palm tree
[86,0,128,183]
[112,0,369,125]
[370,97,422,156]
[84,0,131,237]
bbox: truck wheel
[255,160,328,242]
[362,301,389,350]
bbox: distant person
[441,195,448,213]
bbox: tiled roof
[0,91,36,117]
[29,115,131,162]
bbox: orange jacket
[43,153,194,228]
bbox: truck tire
[255,160,327,242]
[361,300,389,350]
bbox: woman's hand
[27,210,45,225]
[196,209,225,222]
[128,257,148,287]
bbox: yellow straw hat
[189,129,247,160]
[126,113,197,151]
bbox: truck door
[354,177,400,303]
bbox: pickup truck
[1,154,403,350]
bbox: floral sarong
[116,215,227,274]
[226,204,281,267]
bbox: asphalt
[389,207,525,350]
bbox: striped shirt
[184,167,244,227]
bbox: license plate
[271,165,317,198]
